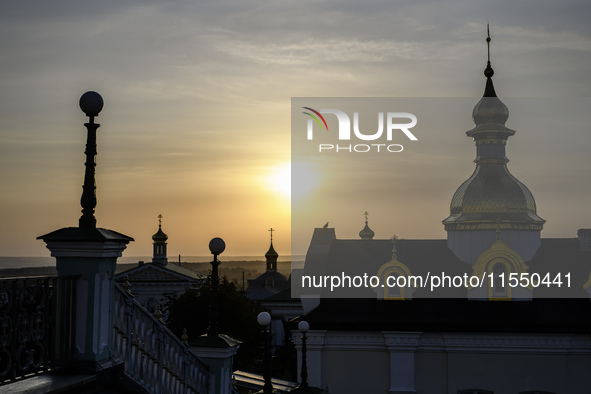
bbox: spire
[483,23,497,97]
[152,214,168,265]
[467,24,513,144]
[359,211,375,240]
[265,228,279,271]
[443,26,545,252]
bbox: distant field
[0,260,297,286]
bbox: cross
[268,228,274,241]
[364,211,369,222]
[158,214,163,226]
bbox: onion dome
[359,211,375,240]
[265,241,279,261]
[266,228,279,271]
[152,225,168,242]
[443,26,545,232]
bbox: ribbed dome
[444,165,544,230]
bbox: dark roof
[245,270,288,300]
[302,297,591,334]
[300,239,467,298]
[37,226,134,242]
[115,262,204,282]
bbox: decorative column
[257,312,273,394]
[38,92,133,371]
[382,332,420,394]
[191,237,241,394]
[293,329,326,389]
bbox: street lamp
[257,311,273,394]
[78,91,103,228]
[298,321,310,389]
[208,237,225,337]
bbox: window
[145,298,157,314]
[492,263,507,297]
[387,274,401,298]
[266,277,275,288]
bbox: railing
[0,276,76,385]
[113,282,210,394]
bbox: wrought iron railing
[113,282,210,394]
[0,276,76,385]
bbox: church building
[115,215,204,314]
[291,29,591,394]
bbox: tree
[164,274,263,371]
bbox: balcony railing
[113,282,210,394]
[0,276,76,386]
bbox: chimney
[577,229,591,252]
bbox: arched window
[387,274,401,298]
[266,277,275,288]
[145,298,157,314]
[492,262,507,297]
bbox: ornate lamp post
[298,321,310,389]
[78,91,103,229]
[37,91,133,370]
[257,311,273,394]
[208,237,225,337]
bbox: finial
[364,211,369,224]
[482,23,497,97]
[158,214,163,227]
[78,91,103,229]
[487,23,491,64]
[484,23,494,79]
[269,227,274,241]
[390,235,398,260]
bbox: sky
[1,0,590,258]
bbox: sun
[269,162,292,198]
[266,162,319,201]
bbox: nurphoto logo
[302,107,418,153]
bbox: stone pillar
[382,331,420,394]
[38,227,133,371]
[191,334,241,394]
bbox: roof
[115,261,204,282]
[37,226,134,243]
[245,270,288,300]
[302,297,591,333]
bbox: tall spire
[483,23,497,97]
[265,228,278,271]
[443,26,545,263]
[152,214,168,265]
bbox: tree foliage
[164,274,263,371]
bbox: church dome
[444,165,544,230]
[152,225,168,242]
[265,242,279,260]
[359,212,375,240]
[443,26,544,233]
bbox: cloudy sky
[1,0,590,258]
